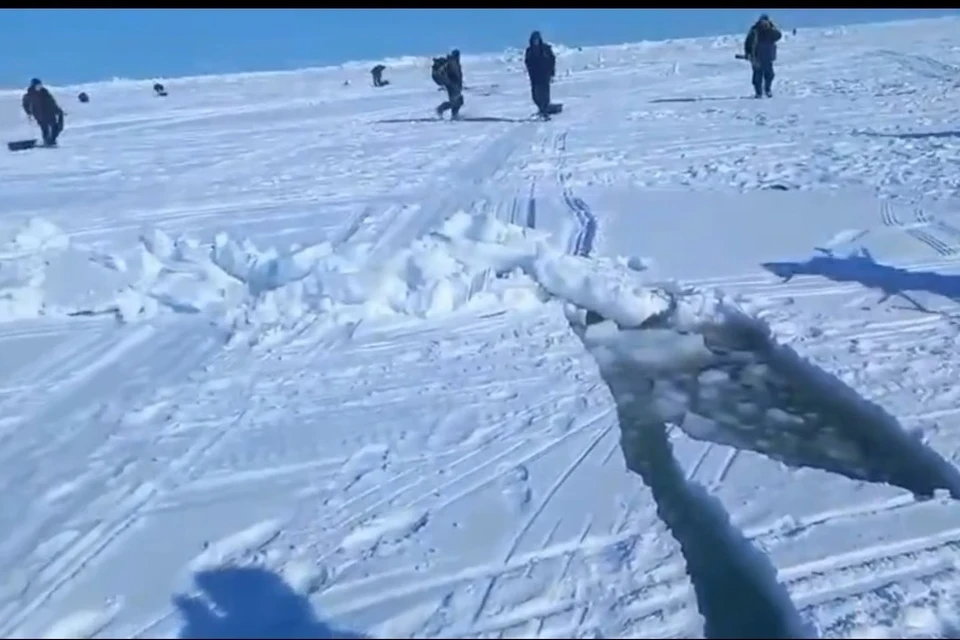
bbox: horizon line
[1,13,954,94]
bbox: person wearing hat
[21,78,65,146]
[744,14,782,98]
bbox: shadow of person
[175,566,367,639]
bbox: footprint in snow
[426,406,481,449]
[500,464,532,513]
[338,443,389,492]
[340,510,429,556]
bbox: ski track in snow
[3,16,960,639]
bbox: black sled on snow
[8,139,38,152]
[7,138,59,152]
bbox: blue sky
[3,9,960,88]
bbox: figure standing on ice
[744,14,782,98]
[433,49,464,120]
[371,64,389,87]
[525,31,556,120]
[22,78,65,146]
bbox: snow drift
[0,212,740,344]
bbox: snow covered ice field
[5,15,960,639]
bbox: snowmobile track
[880,201,957,257]
[552,130,597,257]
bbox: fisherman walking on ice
[22,78,65,147]
[525,31,557,120]
[744,14,782,98]
[433,50,464,120]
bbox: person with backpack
[431,57,447,89]
[525,31,556,120]
[432,50,464,120]
[22,78,65,147]
[744,14,782,99]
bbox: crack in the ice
[553,190,807,635]
[572,318,809,638]
[566,294,960,638]
[698,318,960,499]
[618,405,807,639]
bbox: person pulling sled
[525,31,556,120]
[22,78,65,147]
[744,14,782,99]
[432,50,464,120]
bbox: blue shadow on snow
[762,247,960,309]
[175,566,367,639]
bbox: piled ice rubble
[0,212,741,346]
[0,218,128,321]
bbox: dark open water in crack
[606,366,805,639]
[570,313,960,639]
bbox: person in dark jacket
[371,64,388,87]
[744,14,782,98]
[22,78,64,146]
[434,49,464,120]
[525,31,556,119]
